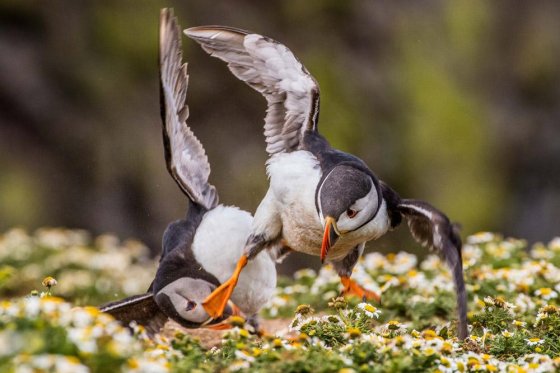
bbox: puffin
[99,9,280,334]
[184,26,468,339]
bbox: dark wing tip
[99,293,168,336]
[397,199,468,339]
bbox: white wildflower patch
[4,228,560,372]
[309,265,339,295]
[461,244,483,268]
[467,232,498,244]
[264,290,289,317]
[293,268,316,280]
[420,254,443,272]
[549,237,560,251]
[531,243,554,259]
[234,350,255,362]
[13,354,89,373]
[534,287,558,300]
[23,297,41,318]
[1,228,157,305]
[322,290,338,301]
[229,360,250,371]
[350,265,381,295]
[501,330,513,338]
[0,297,172,372]
[363,252,387,272]
[364,251,418,275]
[525,338,544,346]
[357,303,381,318]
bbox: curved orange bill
[202,254,248,319]
[321,216,339,263]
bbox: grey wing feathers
[99,293,168,336]
[159,9,218,210]
[397,199,468,340]
[185,26,320,155]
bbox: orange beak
[321,216,339,263]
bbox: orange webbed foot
[340,276,381,303]
[204,322,233,331]
[202,255,248,319]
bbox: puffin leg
[204,322,233,331]
[246,314,260,331]
[332,244,380,301]
[340,275,381,303]
[202,255,248,318]
[246,313,268,336]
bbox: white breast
[265,150,391,262]
[266,151,324,254]
[191,205,276,316]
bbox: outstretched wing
[99,293,168,336]
[185,26,320,155]
[160,9,218,210]
[397,199,468,340]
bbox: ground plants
[1,228,560,372]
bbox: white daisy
[357,303,381,318]
[534,288,558,300]
[525,338,544,346]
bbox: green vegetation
[1,228,560,372]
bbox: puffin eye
[347,209,357,218]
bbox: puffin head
[316,165,380,262]
[152,252,232,327]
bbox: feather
[398,199,468,339]
[185,26,320,155]
[159,9,218,210]
[99,293,168,336]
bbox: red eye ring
[347,209,357,218]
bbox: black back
[151,202,221,294]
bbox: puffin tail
[99,293,168,336]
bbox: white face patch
[156,277,214,323]
[335,186,379,234]
[317,167,338,224]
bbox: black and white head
[153,278,232,327]
[152,250,233,327]
[154,277,213,326]
[317,164,380,261]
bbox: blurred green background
[1,1,559,273]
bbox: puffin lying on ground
[99,9,280,334]
[185,26,468,339]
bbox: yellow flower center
[238,329,249,338]
[229,315,246,327]
[347,327,362,338]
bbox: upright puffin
[185,26,468,339]
[100,9,280,333]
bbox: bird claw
[340,276,381,303]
